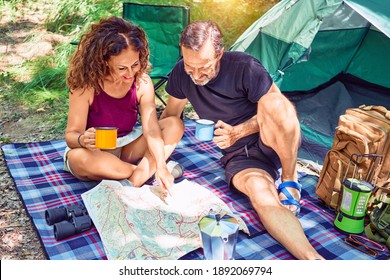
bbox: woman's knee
[159,116,184,138]
[67,149,93,176]
[68,149,133,178]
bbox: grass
[0,0,279,133]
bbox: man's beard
[188,61,220,86]
[189,74,213,86]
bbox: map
[81,179,249,260]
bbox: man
[160,20,324,260]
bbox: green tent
[231,0,390,162]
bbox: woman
[64,16,184,192]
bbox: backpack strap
[359,104,390,120]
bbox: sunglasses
[343,234,386,257]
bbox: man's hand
[213,117,259,150]
[213,120,238,149]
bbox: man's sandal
[277,180,302,216]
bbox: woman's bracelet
[77,133,84,148]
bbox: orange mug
[95,127,117,149]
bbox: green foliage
[189,0,277,48]
[46,0,122,36]
[0,0,29,7]
[0,0,27,4]
[129,0,278,48]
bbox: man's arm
[213,117,259,150]
[160,95,188,120]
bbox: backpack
[344,106,390,183]
[315,105,390,210]
[364,182,390,249]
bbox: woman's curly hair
[66,16,150,93]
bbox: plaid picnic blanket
[2,120,389,260]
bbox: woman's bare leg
[121,116,184,187]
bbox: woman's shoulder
[70,85,95,94]
[136,73,153,91]
[69,86,95,103]
[138,72,152,82]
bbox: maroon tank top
[87,81,138,137]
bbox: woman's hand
[155,166,174,196]
[81,127,97,151]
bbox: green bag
[365,186,390,249]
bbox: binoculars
[45,204,92,241]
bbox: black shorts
[221,138,281,188]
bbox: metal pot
[198,210,239,260]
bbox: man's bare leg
[257,88,301,211]
[232,168,324,260]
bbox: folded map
[81,179,248,260]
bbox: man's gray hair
[180,20,223,55]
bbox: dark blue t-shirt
[165,51,273,153]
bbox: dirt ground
[0,2,67,260]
